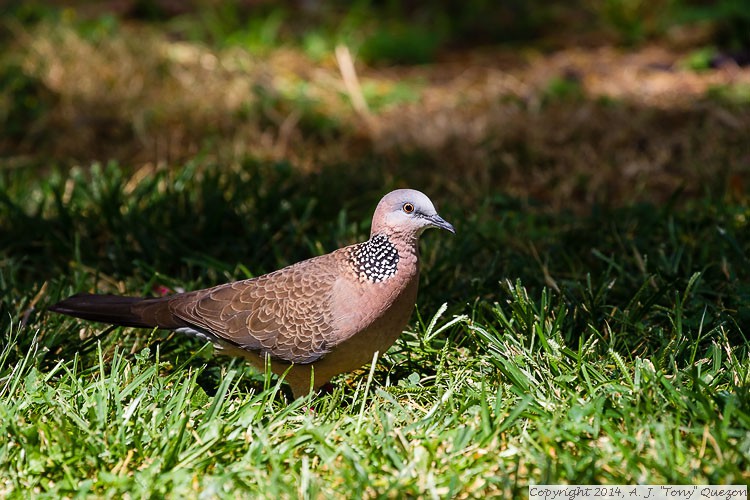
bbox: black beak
[429,214,455,234]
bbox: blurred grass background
[1,0,750,497]
[2,0,750,208]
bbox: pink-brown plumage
[49,189,454,398]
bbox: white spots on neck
[349,234,399,283]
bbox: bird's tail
[48,293,177,329]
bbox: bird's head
[370,189,455,238]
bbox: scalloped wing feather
[167,254,341,364]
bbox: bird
[49,189,455,398]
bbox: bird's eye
[402,203,415,214]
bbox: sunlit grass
[2,3,750,497]
[1,161,749,496]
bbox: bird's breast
[328,241,419,345]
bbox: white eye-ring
[403,203,415,214]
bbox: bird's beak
[429,214,455,234]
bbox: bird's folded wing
[167,262,338,364]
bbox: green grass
[1,161,749,497]
[2,3,750,497]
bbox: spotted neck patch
[349,234,399,283]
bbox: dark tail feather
[49,293,162,329]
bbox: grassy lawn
[2,162,749,497]
[2,2,750,498]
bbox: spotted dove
[49,189,454,398]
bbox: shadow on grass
[2,159,750,392]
